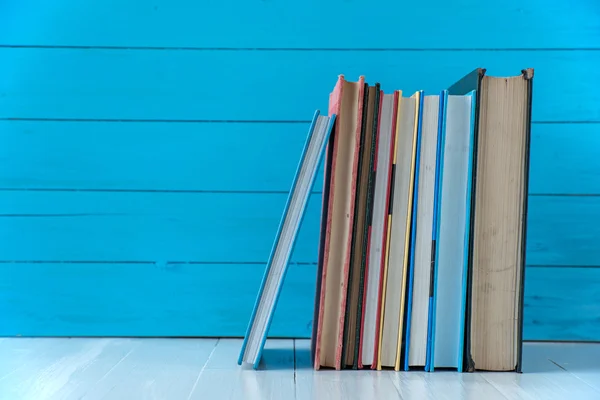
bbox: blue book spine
[238,111,335,369]
[426,90,448,372]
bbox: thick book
[359,90,397,369]
[342,82,380,369]
[238,110,335,369]
[448,68,533,373]
[429,90,476,372]
[377,91,420,371]
[313,75,365,370]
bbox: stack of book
[311,68,533,372]
[238,68,533,374]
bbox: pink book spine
[314,75,345,370]
[334,76,365,370]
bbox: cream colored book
[377,91,420,370]
[448,68,533,373]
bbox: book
[359,90,397,368]
[406,93,440,371]
[313,75,366,370]
[402,91,424,371]
[342,82,380,369]
[376,91,419,370]
[429,90,476,372]
[305,68,533,374]
[426,92,446,372]
[448,68,533,372]
[238,110,335,369]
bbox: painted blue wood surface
[0,191,322,263]
[0,263,596,340]
[1,0,599,340]
[0,263,316,337]
[1,49,599,122]
[524,267,600,342]
[0,192,597,267]
[0,121,319,192]
[1,121,598,195]
[2,0,598,48]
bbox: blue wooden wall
[1,0,599,341]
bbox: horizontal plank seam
[526,264,600,269]
[1,118,598,124]
[0,261,593,268]
[0,260,318,265]
[0,188,321,194]
[0,118,312,124]
[2,45,600,52]
[528,193,600,197]
[0,188,596,197]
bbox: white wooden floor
[0,338,598,399]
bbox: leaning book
[238,110,336,369]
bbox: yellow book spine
[377,91,402,370]
[394,91,421,371]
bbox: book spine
[334,76,366,370]
[515,69,534,373]
[358,88,383,369]
[314,75,345,370]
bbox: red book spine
[371,90,400,368]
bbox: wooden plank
[1,0,597,49]
[526,196,600,267]
[0,120,323,192]
[527,343,600,391]
[529,123,600,195]
[0,192,597,265]
[0,191,323,263]
[0,338,219,399]
[190,339,295,398]
[523,267,600,341]
[1,48,598,122]
[0,263,598,340]
[483,344,600,398]
[0,263,317,337]
[0,121,596,194]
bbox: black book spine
[353,83,381,369]
[341,82,370,368]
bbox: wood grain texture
[526,342,600,392]
[0,261,596,339]
[2,121,598,194]
[0,263,316,337]
[0,120,323,192]
[0,339,598,399]
[529,123,600,195]
[481,343,600,399]
[523,267,600,341]
[0,338,219,399]
[1,0,598,342]
[526,196,600,267]
[2,0,598,48]
[0,191,322,263]
[1,49,599,122]
[0,192,595,267]
[189,339,295,398]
